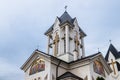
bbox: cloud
[0,57,24,80]
[0,0,120,80]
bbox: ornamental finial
[65,5,68,12]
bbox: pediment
[20,49,50,72]
[73,18,79,29]
[92,53,112,76]
[53,17,60,29]
[29,56,45,75]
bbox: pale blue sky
[0,0,120,80]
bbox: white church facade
[21,11,120,80]
[105,44,120,80]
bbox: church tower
[44,11,86,62]
[21,10,112,80]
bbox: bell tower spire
[44,11,86,62]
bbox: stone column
[81,38,85,57]
[65,25,69,53]
[47,36,50,54]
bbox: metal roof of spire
[44,11,86,37]
[58,11,74,24]
[44,11,75,35]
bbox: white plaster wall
[67,20,83,59]
[73,19,79,33]
[59,28,65,55]
[58,66,67,78]
[58,53,73,62]
[73,20,83,58]
[52,18,60,56]
[51,63,67,80]
[108,51,115,62]
[70,64,91,80]
[117,71,120,79]
[51,17,84,61]
[53,18,60,33]
[59,27,66,55]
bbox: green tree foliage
[96,77,105,80]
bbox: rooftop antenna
[65,5,68,12]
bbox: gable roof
[105,44,120,61]
[44,11,75,35]
[57,72,83,80]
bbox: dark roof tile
[44,24,54,35]
[116,61,120,71]
[58,11,74,25]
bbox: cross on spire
[109,40,112,44]
[65,6,68,12]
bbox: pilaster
[47,36,50,54]
[81,38,85,57]
[65,25,70,53]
